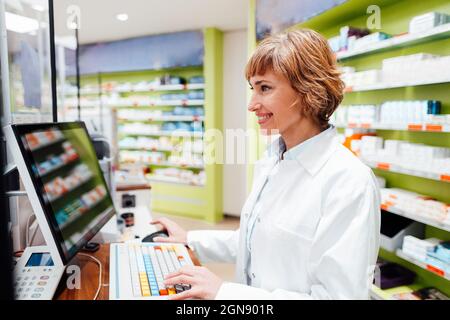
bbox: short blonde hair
[246,29,344,128]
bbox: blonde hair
[245,29,344,128]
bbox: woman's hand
[164,265,223,300]
[150,217,188,244]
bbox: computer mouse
[142,230,169,243]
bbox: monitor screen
[10,122,115,263]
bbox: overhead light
[116,13,128,22]
[5,12,39,33]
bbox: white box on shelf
[380,218,425,253]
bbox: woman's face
[248,70,302,135]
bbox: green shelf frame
[249,0,450,296]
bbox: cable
[78,253,102,300]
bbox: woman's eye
[261,85,271,92]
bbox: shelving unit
[286,0,450,298]
[335,122,450,133]
[382,204,450,233]
[64,28,223,222]
[370,282,426,300]
[336,23,450,60]
[396,249,450,280]
[344,76,450,92]
[361,158,450,183]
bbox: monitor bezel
[8,121,116,264]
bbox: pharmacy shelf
[118,115,205,122]
[345,76,450,93]
[63,84,205,96]
[396,249,450,281]
[121,161,204,170]
[59,193,107,230]
[119,131,204,138]
[115,99,205,107]
[335,122,450,133]
[48,175,93,203]
[381,203,450,232]
[113,83,205,93]
[370,283,426,300]
[337,23,450,61]
[40,157,80,179]
[66,99,205,108]
[145,174,204,187]
[29,137,66,152]
[361,158,450,183]
[119,146,203,154]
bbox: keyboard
[109,242,194,300]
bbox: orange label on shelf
[407,124,422,131]
[425,124,442,132]
[440,174,450,182]
[377,162,390,170]
[381,204,390,211]
[426,264,445,277]
[385,201,395,207]
[361,123,371,129]
[348,123,357,128]
[388,194,398,199]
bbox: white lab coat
[187,126,381,299]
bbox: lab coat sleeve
[186,229,240,264]
[215,171,381,300]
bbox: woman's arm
[187,229,240,264]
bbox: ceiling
[53,0,248,44]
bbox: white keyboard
[109,242,193,300]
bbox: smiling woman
[151,28,381,300]
[246,28,345,132]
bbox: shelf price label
[425,124,442,132]
[407,124,423,131]
[426,264,445,277]
[440,174,450,182]
[376,162,390,170]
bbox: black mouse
[142,230,169,243]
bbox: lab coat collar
[267,125,338,176]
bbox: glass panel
[4,0,53,124]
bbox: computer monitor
[4,121,116,266]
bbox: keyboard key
[168,287,176,295]
[159,289,168,296]
[175,284,184,293]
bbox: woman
[152,29,381,300]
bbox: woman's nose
[248,97,260,112]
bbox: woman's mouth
[257,113,273,125]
